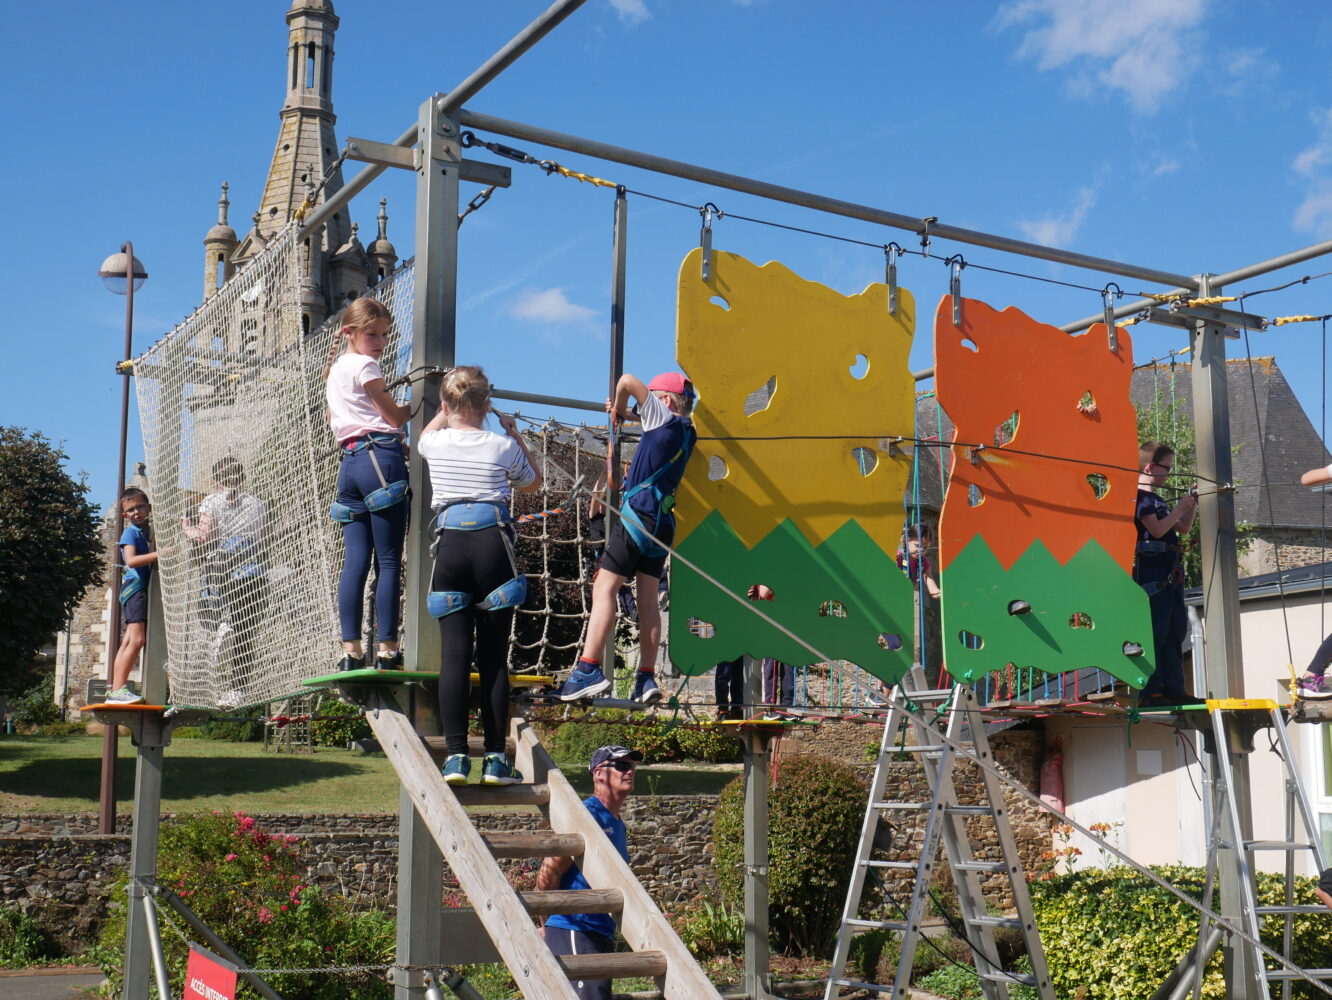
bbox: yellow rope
[1272,314,1324,326]
[1141,292,1237,307]
[1189,295,1238,306]
[549,164,618,189]
[1142,291,1188,303]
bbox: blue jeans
[762,659,794,707]
[1141,579,1188,699]
[335,441,408,643]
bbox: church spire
[202,181,238,299]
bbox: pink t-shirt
[326,353,401,445]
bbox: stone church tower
[204,0,396,337]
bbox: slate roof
[906,357,1330,530]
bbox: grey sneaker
[1298,674,1332,700]
[105,685,144,705]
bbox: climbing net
[134,225,415,708]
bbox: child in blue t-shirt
[107,488,159,704]
[562,373,696,704]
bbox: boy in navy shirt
[561,373,696,703]
[1134,442,1197,707]
[107,488,159,704]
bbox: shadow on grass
[0,754,362,802]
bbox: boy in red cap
[561,372,697,702]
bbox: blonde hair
[657,390,694,417]
[440,365,492,421]
[322,298,392,381]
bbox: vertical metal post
[395,93,460,1000]
[1189,273,1254,990]
[142,891,172,1000]
[602,190,628,674]
[121,717,167,1000]
[100,242,138,835]
[741,656,773,999]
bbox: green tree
[0,427,103,694]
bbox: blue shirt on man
[544,795,628,939]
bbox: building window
[215,253,225,289]
[306,43,316,89]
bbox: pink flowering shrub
[94,812,393,999]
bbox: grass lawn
[0,735,737,814]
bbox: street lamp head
[98,251,148,295]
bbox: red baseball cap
[647,372,694,396]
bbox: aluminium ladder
[1192,700,1332,999]
[825,670,1054,1000]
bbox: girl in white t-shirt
[418,366,540,787]
[324,298,411,672]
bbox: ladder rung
[954,861,1006,873]
[557,950,667,980]
[978,970,1039,986]
[900,688,956,701]
[482,831,583,858]
[945,805,995,816]
[873,801,929,811]
[831,977,894,995]
[452,784,550,807]
[862,860,919,870]
[520,888,622,916]
[846,918,908,932]
[968,915,1021,930]
[899,744,946,753]
[1244,840,1314,851]
[1266,969,1332,981]
[1257,904,1329,915]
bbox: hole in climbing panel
[958,629,984,650]
[746,584,775,601]
[709,294,731,311]
[819,600,848,618]
[849,354,869,379]
[967,484,984,507]
[743,376,776,417]
[707,455,728,481]
[1086,473,1109,500]
[960,337,979,353]
[878,633,903,651]
[1069,612,1094,629]
[687,618,716,639]
[994,411,1019,447]
[1078,390,1097,415]
[850,447,877,476]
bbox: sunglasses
[601,759,637,773]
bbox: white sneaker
[105,685,144,705]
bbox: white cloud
[608,0,649,25]
[1293,109,1332,236]
[994,0,1210,113]
[1016,185,1097,247]
[510,287,598,327]
[1151,158,1181,178]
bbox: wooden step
[557,950,667,981]
[522,888,622,916]
[483,831,583,859]
[423,735,517,759]
[452,783,550,807]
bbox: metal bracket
[968,444,984,466]
[885,243,900,316]
[1102,283,1121,353]
[948,255,964,327]
[700,203,716,282]
[388,966,433,989]
[345,137,512,188]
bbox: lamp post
[97,244,147,835]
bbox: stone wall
[1240,526,1332,578]
[1,796,719,953]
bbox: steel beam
[456,109,1199,290]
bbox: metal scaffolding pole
[1188,273,1255,992]
[456,109,1198,291]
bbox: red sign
[183,944,237,1000]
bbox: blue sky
[5,0,1332,510]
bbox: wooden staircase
[364,689,721,999]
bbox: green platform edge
[303,668,438,687]
[941,535,1154,687]
[671,512,914,684]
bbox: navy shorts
[543,925,614,1000]
[122,590,148,625]
[599,517,671,581]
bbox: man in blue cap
[537,744,643,998]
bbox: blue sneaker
[560,665,611,702]
[631,672,663,704]
[481,753,522,786]
[442,754,471,786]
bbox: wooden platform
[80,702,167,713]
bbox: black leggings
[433,526,517,756]
[1308,632,1332,677]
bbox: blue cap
[589,745,643,771]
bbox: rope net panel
[134,225,415,708]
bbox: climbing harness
[426,499,528,618]
[619,427,697,558]
[329,433,409,522]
